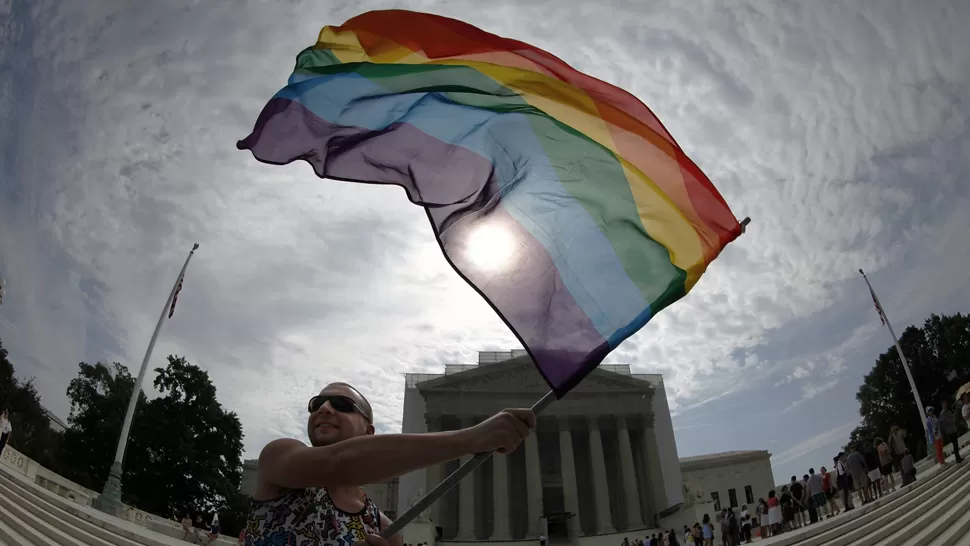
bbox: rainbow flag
[238,10,743,396]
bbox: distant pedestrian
[863,444,882,499]
[875,437,896,493]
[767,490,781,535]
[847,446,870,504]
[702,513,714,546]
[808,468,827,518]
[835,452,855,511]
[820,466,840,516]
[900,448,917,485]
[740,505,752,543]
[926,406,945,465]
[889,425,907,474]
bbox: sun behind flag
[238,9,743,397]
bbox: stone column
[525,429,544,537]
[640,419,665,525]
[457,416,476,540]
[426,415,444,525]
[558,418,580,539]
[617,415,642,528]
[491,453,510,539]
[588,417,615,533]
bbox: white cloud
[0,0,968,468]
[773,422,857,466]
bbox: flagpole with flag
[859,269,928,436]
[99,242,200,515]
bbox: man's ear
[366,424,375,435]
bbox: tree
[851,313,970,458]
[62,361,144,490]
[62,355,247,533]
[0,337,64,471]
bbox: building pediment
[416,355,655,395]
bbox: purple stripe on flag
[439,203,610,395]
[238,97,609,395]
[237,98,493,209]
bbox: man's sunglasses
[307,395,371,423]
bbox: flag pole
[859,269,928,435]
[98,242,200,515]
[383,216,752,538]
[381,389,558,539]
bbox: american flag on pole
[868,284,886,326]
[169,274,184,318]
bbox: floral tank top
[246,487,383,546]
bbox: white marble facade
[397,351,684,543]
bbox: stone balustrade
[0,444,237,544]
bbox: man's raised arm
[260,408,534,490]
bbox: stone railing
[0,444,99,506]
[0,444,234,544]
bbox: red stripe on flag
[868,286,885,326]
[169,277,184,318]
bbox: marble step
[0,470,171,546]
[799,461,970,546]
[861,463,970,546]
[896,472,970,546]
[0,476,138,546]
[764,460,968,546]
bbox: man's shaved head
[307,382,375,447]
[323,381,374,422]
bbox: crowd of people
[690,393,970,545]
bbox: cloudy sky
[1,0,969,490]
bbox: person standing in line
[756,499,769,539]
[787,477,804,529]
[847,446,871,505]
[835,453,855,511]
[888,426,906,472]
[807,468,827,519]
[766,490,781,536]
[801,474,815,524]
[739,505,751,544]
[0,410,12,456]
[820,466,840,516]
[863,444,883,499]
[701,513,714,546]
[900,448,917,485]
[926,406,945,466]
[875,438,895,494]
[939,400,963,463]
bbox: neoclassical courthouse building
[396,351,687,544]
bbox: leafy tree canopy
[848,313,970,458]
[56,354,248,534]
[0,337,64,471]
